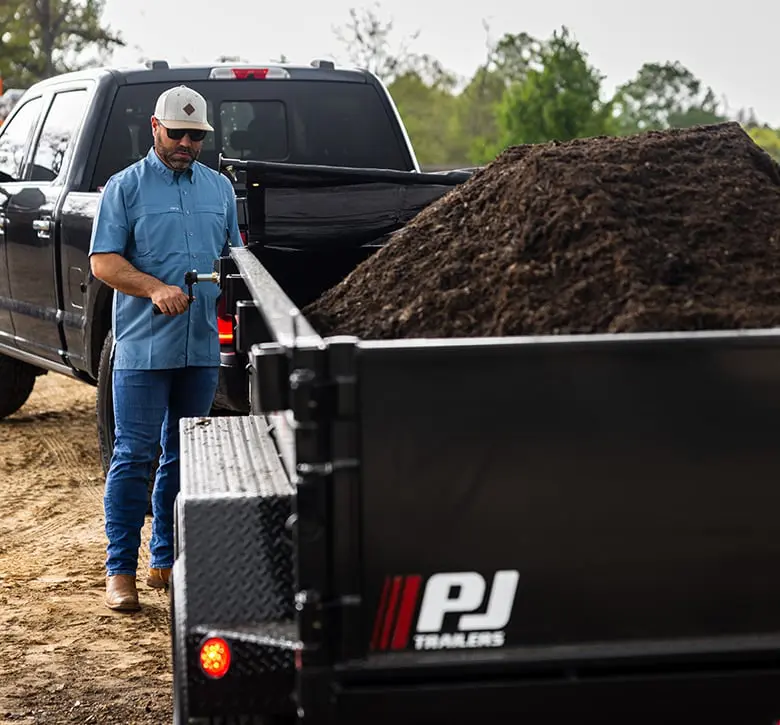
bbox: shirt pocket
[193,203,227,256]
[127,203,183,259]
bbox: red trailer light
[217,295,234,346]
[199,637,231,679]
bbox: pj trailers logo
[370,570,520,652]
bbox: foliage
[747,126,780,161]
[333,7,780,168]
[0,0,123,87]
[493,27,616,152]
[611,61,727,134]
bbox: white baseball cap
[154,85,214,132]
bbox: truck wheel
[0,354,39,419]
[95,330,156,514]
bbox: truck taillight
[209,66,290,80]
[217,296,234,346]
[199,637,231,679]
[240,231,247,245]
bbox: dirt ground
[0,373,172,724]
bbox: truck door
[5,87,90,364]
[0,95,45,349]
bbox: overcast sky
[101,0,779,126]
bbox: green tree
[747,125,780,162]
[611,61,725,134]
[0,2,32,85]
[388,70,462,167]
[0,0,123,88]
[453,66,506,164]
[494,27,614,151]
[453,28,544,165]
[488,30,543,86]
[334,5,466,167]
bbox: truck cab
[0,59,428,465]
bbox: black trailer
[170,159,780,725]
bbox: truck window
[90,80,411,190]
[221,100,288,161]
[29,89,90,182]
[0,97,44,182]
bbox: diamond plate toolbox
[177,414,296,626]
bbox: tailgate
[354,333,780,661]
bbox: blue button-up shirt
[89,148,243,370]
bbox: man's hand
[91,253,190,316]
[151,284,191,316]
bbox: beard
[154,132,199,171]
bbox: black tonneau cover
[220,156,475,249]
[220,156,474,187]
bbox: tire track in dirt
[1,395,101,564]
[0,372,172,724]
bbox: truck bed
[353,331,780,652]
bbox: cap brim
[159,119,214,132]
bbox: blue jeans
[104,366,220,576]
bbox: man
[89,85,243,612]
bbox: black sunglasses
[163,126,208,142]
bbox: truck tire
[0,354,39,419]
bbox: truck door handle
[33,218,51,238]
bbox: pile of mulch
[302,122,780,339]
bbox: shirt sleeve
[89,175,129,257]
[221,173,244,249]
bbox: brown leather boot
[105,574,140,612]
[146,567,171,590]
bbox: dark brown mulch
[303,122,780,339]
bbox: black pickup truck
[0,59,469,475]
[170,157,780,725]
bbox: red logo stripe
[370,577,392,651]
[379,576,403,650]
[391,575,422,650]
